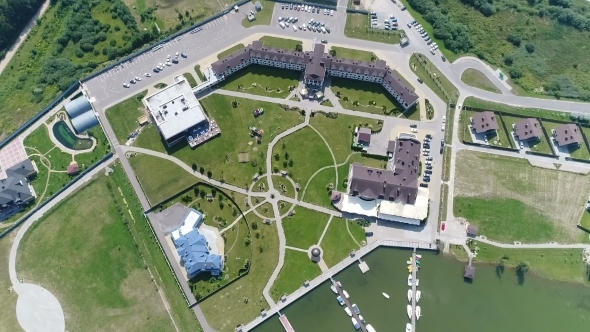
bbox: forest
[0,0,45,60]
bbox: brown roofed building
[471,111,499,134]
[303,43,331,86]
[381,70,419,109]
[357,127,371,145]
[513,118,542,141]
[553,123,582,147]
[348,137,420,204]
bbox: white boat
[407,304,413,320]
[407,289,413,302]
[407,274,413,287]
[416,290,421,303]
[382,292,390,299]
[358,315,365,323]
[416,279,420,286]
[366,324,377,332]
[337,296,345,306]
[352,303,360,315]
[336,281,342,288]
[343,290,350,299]
[352,317,360,330]
[330,285,338,294]
[416,306,422,320]
[416,254,422,259]
[406,260,412,264]
[406,323,412,332]
[345,307,352,317]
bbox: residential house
[513,118,542,141]
[0,159,38,221]
[553,123,582,147]
[471,111,499,135]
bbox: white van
[280,22,286,29]
[293,25,298,31]
[321,27,326,33]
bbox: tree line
[0,0,46,60]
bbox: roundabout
[248,174,299,220]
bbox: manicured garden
[270,250,322,301]
[217,65,300,99]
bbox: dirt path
[0,0,50,76]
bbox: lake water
[252,247,590,332]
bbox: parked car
[419,183,429,188]
[123,83,130,88]
[425,134,432,139]
[426,165,433,170]
[321,39,328,44]
[365,231,374,236]
[145,72,151,77]
[423,176,430,182]
[410,124,418,128]
[418,78,423,83]
[425,170,433,175]
[441,55,446,62]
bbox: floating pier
[279,314,295,332]
[358,259,370,273]
[410,249,418,332]
[331,280,368,332]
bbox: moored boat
[416,306,422,320]
[345,307,352,317]
[407,265,413,273]
[352,317,360,330]
[407,274,413,287]
[416,254,422,259]
[407,289,413,302]
[382,292,390,299]
[336,281,342,288]
[416,290,421,303]
[407,304,413,320]
[358,315,365,323]
[416,279,420,286]
[406,260,412,265]
[337,296,345,306]
[366,324,377,332]
[352,303,360,315]
[330,285,338,294]
[405,323,412,332]
[343,290,350,299]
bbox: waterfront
[252,247,590,331]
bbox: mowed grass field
[0,235,20,331]
[105,90,148,143]
[218,65,301,99]
[330,77,404,116]
[259,36,302,50]
[134,94,304,188]
[270,249,322,301]
[320,218,365,268]
[217,43,246,59]
[461,68,501,93]
[200,217,280,332]
[453,150,589,243]
[282,206,330,249]
[329,46,376,63]
[344,13,402,45]
[17,173,176,331]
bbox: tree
[288,159,294,167]
[295,44,303,52]
[274,153,280,161]
[199,166,205,174]
[506,34,521,47]
[329,49,336,56]
[284,152,289,160]
[207,170,212,178]
[192,163,197,171]
[525,43,535,54]
[517,262,529,273]
[504,55,514,66]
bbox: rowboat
[416,254,422,259]
[407,274,413,287]
[367,324,377,332]
[407,265,413,273]
[407,289,413,302]
[352,303,360,315]
[406,323,412,332]
[337,296,345,306]
[382,292,390,299]
[358,315,366,323]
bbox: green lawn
[330,77,404,116]
[502,115,552,154]
[541,120,590,159]
[310,113,382,163]
[255,202,275,219]
[183,72,198,87]
[200,218,280,332]
[302,167,336,209]
[439,183,448,222]
[105,90,148,143]
[487,114,513,149]
[188,185,245,229]
[580,211,590,230]
[272,127,334,187]
[320,99,333,107]
[273,175,296,199]
[129,153,195,205]
[463,97,573,122]
[470,242,588,284]
[270,250,322,300]
[218,65,300,98]
[329,46,376,62]
[320,218,364,267]
[461,68,500,93]
[134,94,304,188]
[242,0,275,27]
[194,65,205,82]
[282,206,330,249]
[217,43,246,59]
[252,176,269,193]
[133,124,165,152]
[409,53,459,104]
[17,173,176,331]
[0,238,20,331]
[344,13,402,45]
[259,36,302,50]
[458,109,474,143]
[442,146,451,182]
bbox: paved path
[8,154,116,332]
[474,237,590,249]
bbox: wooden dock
[331,279,368,332]
[239,238,438,331]
[410,249,418,332]
[278,314,295,332]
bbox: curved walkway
[300,151,359,201]
[451,56,512,94]
[8,154,115,332]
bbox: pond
[52,120,93,150]
[252,247,590,332]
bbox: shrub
[525,43,535,54]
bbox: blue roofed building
[171,209,223,278]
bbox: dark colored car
[419,183,428,188]
[417,78,424,83]
[365,231,374,236]
[426,134,432,139]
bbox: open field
[409,53,459,104]
[217,43,246,59]
[242,0,275,28]
[344,13,402,45]
[0,1,140,140]
[218,65,300,98]
[132,124,166,152]
[0,235,20,331]
[310,113,382,163]
[17,173,175,331]
[464,242,589,284]
[273,175,296,199]
[329,46,376,62]
[134,94,304,188]
[259,36,302,50]
[282,206,330,249]
[453,150,589,243]
[330,78,403,116]
[501,115,552,154]
[320,218,364,267]
[105,90,148,143]
[272,127,334,187]
[200,217,280,332]
[129,153,195,205]
[461,68,500,93]
[270,249,322,300]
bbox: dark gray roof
[303,44,330,81]
[358,127,371,143]
[464,265,475,279]
[329,58,388,77]
[471,111,499,134]
[554,123,582,146]
[381,70,419,106]
[251,41,306,66]
[211,45,252,75]
[349,137,420,204]
[65,96,92,118]
[513,118,542,140]
[387,140,397,153]
[0,160,37,208]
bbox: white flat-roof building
[145,78,209,146]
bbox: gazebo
[464,265,476,280]
[467,225,479,237]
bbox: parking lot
[271,2,346,38]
